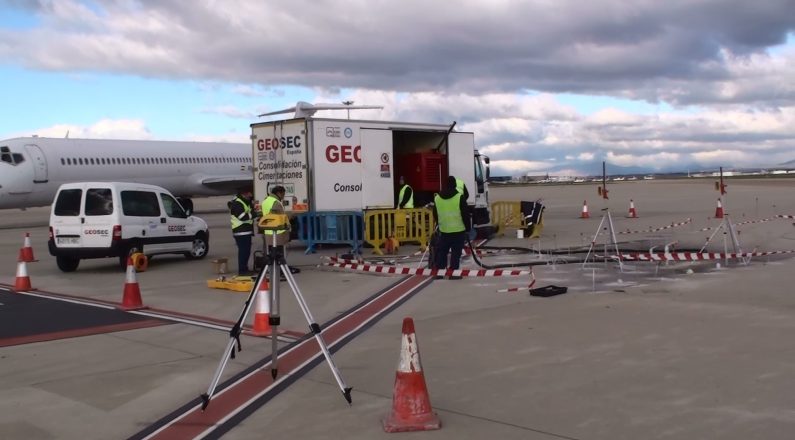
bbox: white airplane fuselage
[0,137,252,210]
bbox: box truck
[251,111,493,234]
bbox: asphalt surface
[2,180,795,439]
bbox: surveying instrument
[200,213,352,410]
[582,162,624,272]
[699,167,745,264]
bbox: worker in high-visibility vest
[260,185,300,274]
[228,186,255,275]
[397,176,414,209]
[432,176,470,280]
[261,185,287,244]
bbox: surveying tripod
[200,214,352,410]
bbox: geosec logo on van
[84,229,109,235]
[168,225,187,232]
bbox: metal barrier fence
[490,201,524,235]
[364,208,435,255]
[490,201,545,238]
[296,211,363,254]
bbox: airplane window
[2,152,11,163]
[90,158,95,165]
[61,158,65,165]
[79,158,84,165]
[101,158,106,165]
[12,153,23,164]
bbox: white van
[48,182,210,271]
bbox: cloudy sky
[1,0,794,176]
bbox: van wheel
[119,244,142,270]
[185,234,209,260]
[56,256,80,272]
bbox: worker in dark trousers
[228,186,255,275]
[432,176,470,280]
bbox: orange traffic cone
[580,200,590,219]
[715,198,724,219]
[120,257,145,310]
[627,199,638,218]
[251,279,272,336]
[383,317,441,433]
[14,259,32,291]
[19,232,36,262]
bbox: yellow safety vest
[434,193,465,233]
[398,184,414,209]
[230,197,252,233]
[261,195,286,235]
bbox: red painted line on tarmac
[141,275,430,440]
[0,319,167,347]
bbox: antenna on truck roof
[258,101,383,119]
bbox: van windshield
[54,189,82,216]
[85,188,113,216]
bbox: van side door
[159,192,191,252]
[120,190,168,254]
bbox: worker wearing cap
[229,186,255,275]
[432,176,470,280]
[397,176,414,209]
[260,185,300,275]
[261,185,287,244]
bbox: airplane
[0,136,252,210]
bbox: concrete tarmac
[1,178,795,439]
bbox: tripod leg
[606,211,623,272]
[269,248,281,379]
[280,264,353,404]
[582,214,607,269]
[200,268,267,410]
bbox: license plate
[57,237,80,245]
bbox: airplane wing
[200,175,253,192]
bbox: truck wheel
[56,256,80,272]
[185,233,209,260]
[119,244,142,270]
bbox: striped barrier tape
[699,217,778,231]
[496,269,536,293]
[613,250,795,262]
[777,214,795,219]
[322,260,532,278]
[617,218,692,235]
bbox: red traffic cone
[251,279,272,336]
[715,198,724,219]
[580,200,590,219]
[14,259,32,291]
[627,199,638,218]
[383,317,441,433]
[19,232,36,262]
[120,257,145,310]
